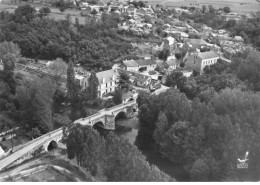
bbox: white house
[122,59,157,72]
[135,59,157,71]
[184,51,220,73]
[96,69,119,98]
[122,59,139,72]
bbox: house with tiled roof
[122,59,157,72]
[122,59,139,72]
[184,51,220,73]
[133,73,152,88]
[135,59,157,71]
[96,69,119,98]
[187,39,208,49]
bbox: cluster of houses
[12,1,255,99]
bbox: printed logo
[237,151,249,169]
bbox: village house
[166,58,179,70]
[96,69,119,98]
[122,59,157,72]
[132,73,152,88]
[186,38,209,49]
[219,12,242,23]
[184,51,220,73]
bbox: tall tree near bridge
[66,61,76,100]
[16,76,56,138]
[88,70,99,100]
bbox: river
[113,115,188,181]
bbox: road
[0,128,62,172]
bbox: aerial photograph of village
[0,0,259,182]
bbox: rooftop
[135,59,156,66]
[188,39,208,46]
[123,60,138,67]
[96,69,119,84]
[198,51,219,60]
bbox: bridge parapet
[74,100,138,130]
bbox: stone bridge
[0,100,138,172]
[74,100,138,130]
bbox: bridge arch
[128,98,134,102]
[93,121,105,129]
[47,140,58,151]
[114,110,127,121]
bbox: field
[145,0,260,14]
[0,3,88,25]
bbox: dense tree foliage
[118,71,130,91]
[137,87,260,181]
[0,5,132,70]
[16,76,56,138]
[112,88,123,105]
[0,53,19,134]
[88,70,99,100]
[66,124,173,181]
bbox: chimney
[102,77,105,83]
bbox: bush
[0,142,8,151]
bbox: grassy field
[0,3,88,25]
[160,0,260,14]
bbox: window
[111,82,113,86]
[106,83,107,88]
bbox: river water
[113,115,188,181]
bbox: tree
[223,7,231,13]
[66,13,71,23]
[190,158,210,181]
[66,124,105,175]
[66,61,76,100]
[14,4,36,23]
[53,114,71,128]
[202,5,206,13]
[112,88,122,105]
[165,71,183,87]
[75,17,79,27]
[16,77,56,138]
[60,7,65,13]
[1,54,17,95]
[90,9,97,19]
[119,71,130,91]
[48,58,67,86]
[153,112,169,146]
[208,5,215,14]
[158,48,170,61]
[0,41,20,60]
[159,121,190,164]
[39,7,51,17]
[175,53,182,60]
[87,70,99,100]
